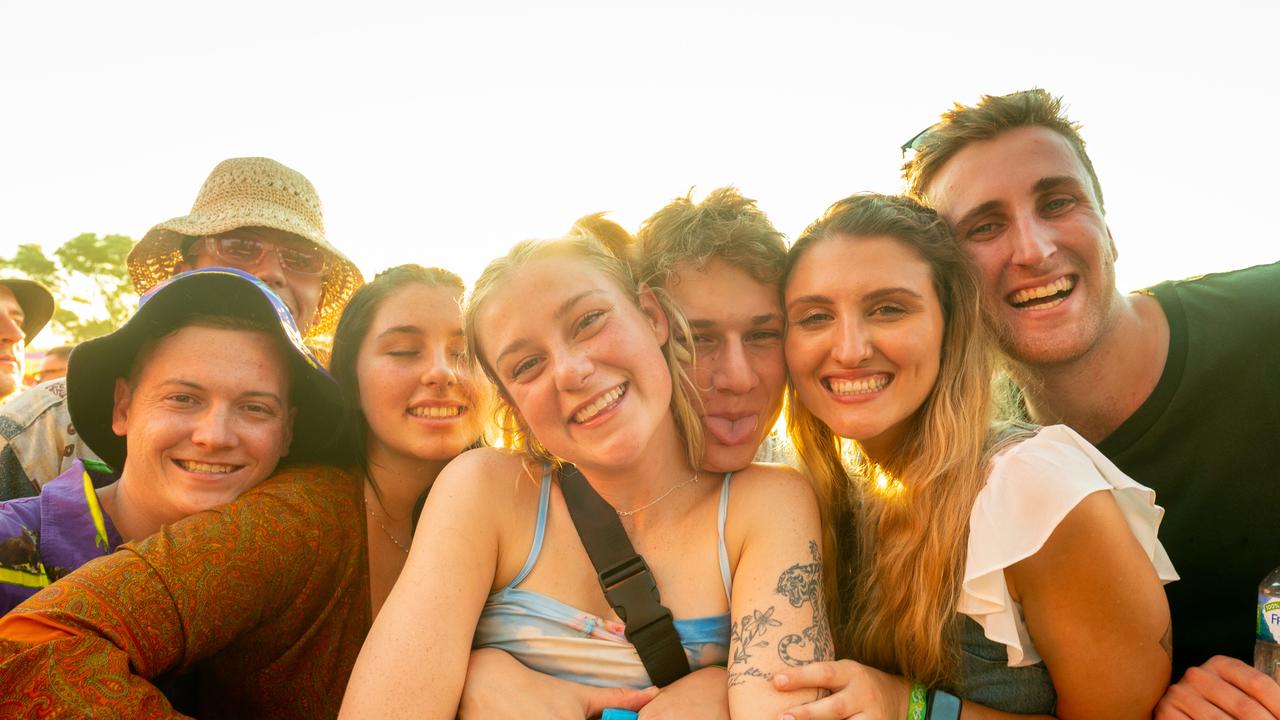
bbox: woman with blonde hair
[773,193,1177,719]
[341,232,829,719]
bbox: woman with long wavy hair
[774,194,1177,719]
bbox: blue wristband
[601,710,640,720]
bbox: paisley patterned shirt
[0,464,370,719]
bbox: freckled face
[784,235,944,459]
[477,258,673,472]
[666,259,785,472]
[925,126,1119,367]
[111,325,295,525]
[355,284,485,465]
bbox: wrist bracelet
[925,687,963,720]
[907,682,928,720]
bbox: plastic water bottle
[1257,565,1280,682]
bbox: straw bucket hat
[126,157,364,346]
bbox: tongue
[703,415,758,445]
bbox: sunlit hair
[463,232,703,473]
[902,88,1106,214]
[330,264,483,488]
[784,193,1015,686]
[634,186,787,289]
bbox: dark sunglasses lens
[217,237,266,262]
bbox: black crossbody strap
[557,463,692,687]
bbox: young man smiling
[905,89,1280,718]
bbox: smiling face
[356,283,484,466]
[785,234,944,460]
[924,125,1119,367]
[666,259,785,472]
[111,325,295,525]
[477,256,674,472]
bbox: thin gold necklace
[615,471,700,517]
[364,483,411,554]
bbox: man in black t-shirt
[904,89,1280,718]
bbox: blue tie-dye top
[473,469,733,688]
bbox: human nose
[0,312,24,345]
[831,316,873,366]
[243,247,289,291]
[1008,213,1058,268]
[710,339,759,395]
[420,347,459,387]
[553,348,593,392]
[191,404,237,449]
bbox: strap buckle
[600,555,672,632]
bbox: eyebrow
[787,287,922,311]
[163,380,283,403]
[376,325,423,339]
[494,289,606,366]
[688,313,781,329]
[1034,175,1083,194]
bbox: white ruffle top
[957,424,1179,667]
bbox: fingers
[777,691,859,720]
[1203,656,1280,717]
[1164,657,1279,720]
[773,660,856,693]
[582,685,659,716]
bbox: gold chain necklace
[615,471,700,517]
[364,484,411,555]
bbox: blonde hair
[785,193,1004,686]
[463,232,704,472]
[902,88,1106,213]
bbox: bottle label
[1259,597,1280,643]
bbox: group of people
[0,88,1274,720]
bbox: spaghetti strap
[506,466,554,590]
[717,472,733,602]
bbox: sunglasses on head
[198,236,327,276]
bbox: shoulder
[726,463,815,505]
[431,447,531,495]
[1150,262,1280,320]
[218,463,362,536]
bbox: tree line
[1,234,136,343]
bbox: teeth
[409,405,462,418]
[1009,276,1074,306]
[573,385,626,423]
[829,375,889,395]
[824,371,885,394]
[176,460,237,474]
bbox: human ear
[110,377,133,438]
[281,406,297,456]
[636,284,670,346]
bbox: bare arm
[725,467,833,719]
[774,491,1170,720]
[339,450,509,719]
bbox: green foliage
[0,234,137,342]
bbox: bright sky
[2,0,1276,347]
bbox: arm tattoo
[775,540,834,667]
[727,540,835,687]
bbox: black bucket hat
[67,267,343,470]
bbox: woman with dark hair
[0,265,488,718]
[773,194,1176,719]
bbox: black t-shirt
[1096,262,1280,677]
